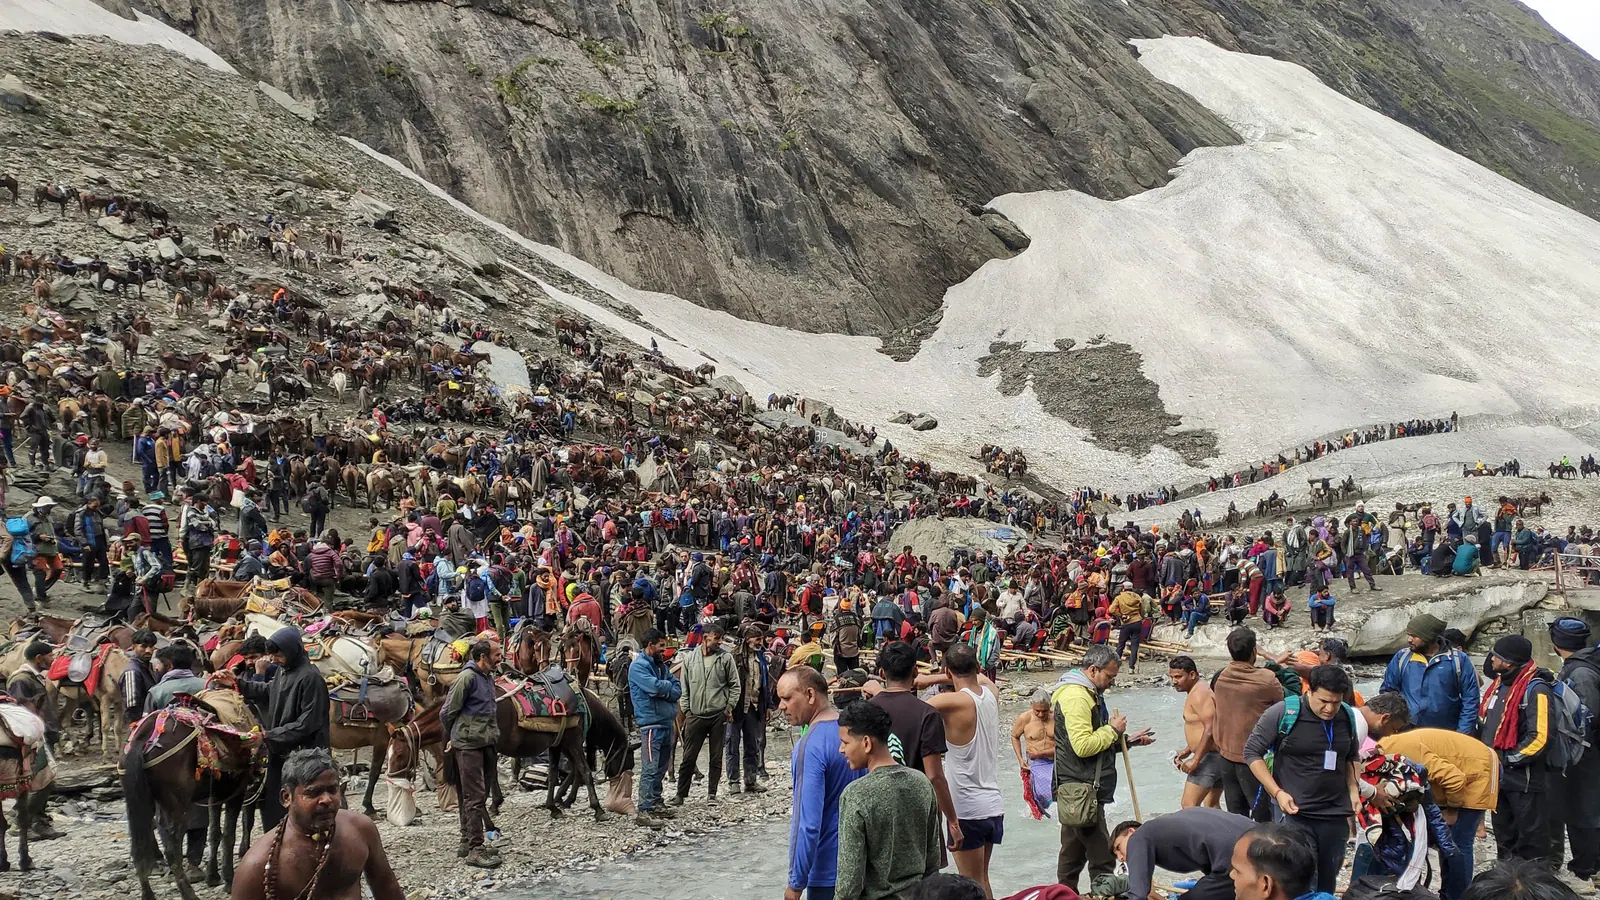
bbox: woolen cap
[1550,617,1592,652]
[1492,635,1534,666]
[1405,614,1447,645]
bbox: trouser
[725,707,763,786]
[1346,553,1376,589]
[1421,531,1436,560]
[1496,786,1552,862]
[151,536,173,570]
[0,427,12,465]
[833,652,859,673]
[676,713,726,799]
[258,757,287,831]
[1057,810,1113,891]
[655,606,676,635]
[454,746,491,849]
[490,600,509,636]
[1180,871,1238,900]
[268,491,288,519]
[185,546,211,586]
[1184,610,1210,635]
[638,724,675,812]
[1311,605,1335,628]
[32,556,62,602]
[1247,576,1264,615]
[1115,623,1143,665]
[165,464,182,494]
[81,541,109,584]
[29,431,50,467]
[309,511,326,538]
[1286,813,1348,895]
[141,463,158,492]
[24,783,51,828]
[311,576,336,604]
[1440,809,1485,900]
[1552,764,1600,878]
[1221,760,1272,822]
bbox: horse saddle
[421,630,465,674]
[307,633,379,681]
[328,674,410,725]
[496,668,582,730]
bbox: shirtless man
[924,644,1005,898]
[233,748,405,900]
[1011,688,1055,816]
[1169,655,1223,809]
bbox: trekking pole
[1113,707,1142,820]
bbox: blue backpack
[5,517,34,566]
[1549,663,1597,771]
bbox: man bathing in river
[1169,655,1223,809]
[232,748,404,900]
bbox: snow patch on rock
[0,0,237,73]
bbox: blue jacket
[1381,646,1480,733]
[788,719,864,890]
[628,651,681,729]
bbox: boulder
[439,232,500,276]
[258,81,317,122]
[156,237,184,261]
[81,167,109,185]
[351,191,397,227]
[278,192,313,215]
[26,212,53,227]
[193,246,227,262]
[889,411,914,425]
[96,216,142,241]
[980,211,1031,253]
[453,273,499,300]
[910,415,938,431]
[0,74,42,113]
[1166,574,1553,659]
[50,276,79,303]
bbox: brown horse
[55,647,130,758]
[560,624,597,689]
[512,621,556,676]
[376,634,460,705]
[387,689,622,823]
[123,707,259,899]
[0,703,52,872]
[328,681,413,816]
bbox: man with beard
[216,626,331,831]
[232,748,404,900]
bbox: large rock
[26,212,54,227]
[0,74,42,113]
[96,216,142,241]
[891,517,1029,563]
[50,276,80,304]
[910,415,938,431]
[258,81,317,122]
[439,232,500,276]
[350,191,396,227]
[1166,574,1554,660]
[193,246,227,262]
[156,237,185,261]
[453,273,499,300]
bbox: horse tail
[122,722,160,877]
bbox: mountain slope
[135,0,1600,343]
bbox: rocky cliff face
[143,0,1600,343]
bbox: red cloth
[86,644,113,696]
[1003,887,1081,900]
[1486,661,1538,751]
[46,654,70,682]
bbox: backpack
[5,518,34,567]
[1421,513,1438,531]
[1549,665,1597,771]
[1268,694,1359,770]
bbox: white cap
[31,496,53,508]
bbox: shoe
[182,862,206,883]
[635,813,666,829]
[457,841,469,858]
[707,793,718,804]
[464,848,502,869]
[1558,869,1596,896]
[728,781,742,794]
[744,781,767,793]
[669,794,685,807]
[653,805,678,819]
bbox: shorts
[955,814,1004,851]
[1186,750,1227,789]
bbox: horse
[32,184,73,214]
[511,620,556,675]
[0,701,52,872]
[560,622,597,689]
[1549,462,1578,480]
[0,175,16,204]
[375,633,459,705]
[123,706,260,899]
[327,679,414,817]
[366,467,395,510]
[387,688,622,824]
[55,646,130,758]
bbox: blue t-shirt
[788,718,864,890]
[1452,543,1480,575]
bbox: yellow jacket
[1052,679,1118,759]
[1379,727,1499,811]
[1108,590,1143,622]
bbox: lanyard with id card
[1322,719,1338,770]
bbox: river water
[522,681,1190,899]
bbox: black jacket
[364,566,397,606]
[237,626,330,756]
[1479,663,1555,792]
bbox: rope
[145,721,201,769]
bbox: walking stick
[1113,707,1142,820]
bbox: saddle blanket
[46,644,115,696]
[128,705,263,779]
